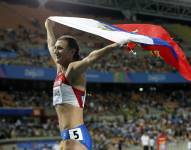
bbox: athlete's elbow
[88,51,100,62]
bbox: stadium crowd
[0,117,59,139]
[87,90,191,149]
[0,89,190,149]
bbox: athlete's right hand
[45,19,55,28]
[118,38,130,48]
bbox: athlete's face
[54,40,74,65]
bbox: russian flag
[48,16,191,81]
[114,24,191,81]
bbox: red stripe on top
[72,87,83,108]
[54,73,85,108]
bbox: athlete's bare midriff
[54,66,86,130]
[55,103,84,130]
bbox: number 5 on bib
[69,128,83,140]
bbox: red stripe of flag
[114,24,191,81]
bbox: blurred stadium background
[0,0,191,150]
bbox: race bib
[53,86,62,104]
[69,128,83,140]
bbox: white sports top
[53,73,86,108]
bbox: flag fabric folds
[115,24,191,81]
[49,16,153,44]
[49,16,191,81]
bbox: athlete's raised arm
[67,41,128,75]
[45,19,57,63]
